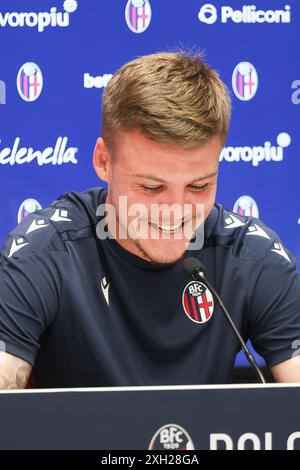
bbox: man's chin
[135,241,187,266]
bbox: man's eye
[188,184,208,192]
[142,185,163,193]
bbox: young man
[0,52,300,389]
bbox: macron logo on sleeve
[224,214,245,229]
[50,209,72,222]
[246,224,270,240]
[8,237,29,258]
[271,242,291,263]
[26,219,49,234]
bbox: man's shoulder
[210,203,293,265]
[48,185,106,232]
[1,186,107,260]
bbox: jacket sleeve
[0,214,67,366]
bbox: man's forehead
[111,129,223,155]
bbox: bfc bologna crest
[17,62,43,102]
[233,195,259,218]
[182,281,214,324]
[125,0,151,33]
[17,198,42,224]
[232,62,258,101]
[149,424,195,450]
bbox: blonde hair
[102,51,231,150]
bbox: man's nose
[156,188,187,208]
[155,189,192,223]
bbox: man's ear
[93,137,111,183]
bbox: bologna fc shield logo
[125,0,152,33]
[232,61,258,101]
[17,198,42,224]
[182,281,214,324]
[149,424,195,450]
[17,62,43,102]
[233,195,259,218]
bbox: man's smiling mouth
[150,220,186,234]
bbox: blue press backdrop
[0,0,299,367]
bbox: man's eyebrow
[129,172,218,184]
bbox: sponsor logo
[83,73,113,89]
[149,424,195,450]
[232,62,258,101]
[125,0,151,33]
[220,132,291,167]
[17,62,43,102]
[233,196,259,218]
[0,0,78,33]
[198,3,291,25]
[182,280,214,324]
[63,0,78,13]
[198,4,217,24]
[0,137,78,166]
[0,79,6,104]
[18,199,42,224]
[291,80,300,105]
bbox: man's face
[94,129,222,265]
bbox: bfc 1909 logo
[125,0,151,33]
[233,196,259,219]
[17,199,42,224]
[149,424,195,450]
[182,281,214,324]
[17,62,43,102]
[232,62,258,101]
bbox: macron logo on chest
[101,277,110,306]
